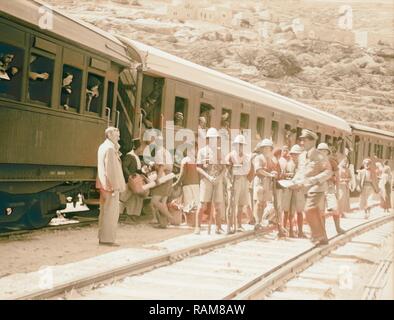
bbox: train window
[386,146,391,159]
[0,43,23,101]
[271,120,279,143]
[240,113,250,131]
[61,65,82,110]
[174,96,187,127]
[221,108,231,130]
[296,127,302,143]
[200,103,214,127]
[86,73,104,114]
[284,124,294,146]
[256,117,265,140]
[28,54,54,106]
[106,81,115,119]
[325,135,332,145]
[316,133,322,145]
[373,144,380,158]
[368,142,371,157]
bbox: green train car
[0,1,139,230]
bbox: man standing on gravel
[96,127,126,246]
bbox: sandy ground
[0,221,192,279]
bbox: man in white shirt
[96,127,127,246]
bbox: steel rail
[15,227,267,300]
[227,214,394,300]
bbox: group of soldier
[95,126,392,247]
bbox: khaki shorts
[200,177,224,203]
[281,189,305,213]
[254,178,273,203]
[231,175,250,207]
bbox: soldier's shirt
[197,145,224,178]
[293,148,332,193]
[225,150,251,176]
[283,158,297,179]
[253,154,280,185]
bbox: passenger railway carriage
[0,1,393,231]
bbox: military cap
[299,129,318,140]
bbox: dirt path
[0,222,192,278]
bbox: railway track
[26,213,391,300]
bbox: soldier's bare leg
[288,211,295,238]
[195,202,207,234]
[214,202,224,234]
[151,195,173,228]
[254,201,266,230]
[236,206,244,232]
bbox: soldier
[195,128,226,235]
[357,158,379,218]
[291,129,332,246]
[225,134,252,234]
[317,143,345,235]
[281,144,305,238]
[96,127,127,246]
[253,139,285,236]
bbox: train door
[117,68,138,156]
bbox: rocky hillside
[46,0,394,131]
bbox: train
[0,0,393,231]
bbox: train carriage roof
[351,123,394,140]
[1,0,130,66]
[120,38,352,134]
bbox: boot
[333,215,345,234]
[277,224,287,238]
[305,208,328,244]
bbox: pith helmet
[299,129,318,140]
[260,138,274,148]
[233,134,247,145]
[317,143,330,153]
[290,144,303,154]
[206,127,219,138]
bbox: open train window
[200,103,214,128]
[106,81,115,120]
[0,43,23,101]
[28,54,54,106]
[256,117,265,140]
[221,108,231,130]
[368,142,372,157]
[271,120,279,143]
[174,96,188,127]
[240,113,250,131]
[61,65,82,111]
[86,73,104,114]
[316,133,322,145]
